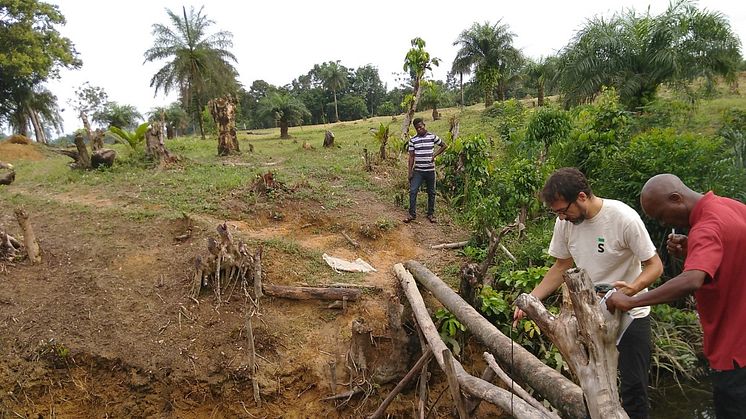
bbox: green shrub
[523,106,572,160]
[481,99,527,142]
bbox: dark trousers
[713,363,746,418]
[408,170,436,218]
[617,315,652,419]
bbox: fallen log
[484,352,560,419]
[395,264,547,419]
[516,268,627,419]
[263,284,361,301]
[403,260,586,419]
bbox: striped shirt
[407,132,443,172]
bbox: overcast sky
[41,0,746,135]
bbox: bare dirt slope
[1,176,472,418]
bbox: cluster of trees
[0,0,80,143]
[2,1,742,141]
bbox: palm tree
[93,102,143,129]
[452,21,521,107]
[8,85,63,143]
[523,56,558,107]
[149,103,189,139]
[256,92,311,139]
[318,61,348,123]
[556,2,742,109]
[143,6,239,139]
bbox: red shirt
[685,192,746,370]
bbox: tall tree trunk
[80,111,93,146]
[459,72,464,108]
[538,83,545,107]
[484,87,494,108]
[401,77,422,140]
[29,108,46,144]
[209,96,239,156]
[333,89,339,123]
[280,119,290,139]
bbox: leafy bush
[376,101,398,116]
[523,106,572,160]
[718,107,746,172]
[336,95,369,121]
[599,128,745,216]
[481,99,527,142]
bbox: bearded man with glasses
[513,167,663,419]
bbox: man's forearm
[628,270,705,308]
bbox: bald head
[640,174,701,228]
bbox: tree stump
[14,209,41,264]
[191,223,260,304]
[73,132,92,169]
[0,162,15,185]
[91,149,116,168]
[0,230,22,263]
[144,123,177,164]
[516,268,628,419]
[209,96,240,156]
[323,130,335,147]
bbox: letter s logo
[598,243,605,253]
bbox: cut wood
[430,241,468,250]
[442,349,469,419]
[262,284,361,301]
[515,268,628,419]
[484,352,560,419]
[341,231,360,248]
[246,308,261,407]
[403,260,586,419]
[394,264,548,419]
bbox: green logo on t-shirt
[597,237,605,253]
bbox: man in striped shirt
[404,118,448,223]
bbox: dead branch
[394,264,548,419]
[341,231,360,248]
[246,307,261,407]
[430,241,469,250]
[478,223,518,285]
[263,284,362,301]
[442,349,469,418]
[484,352,560,419]
[403,260,586,419]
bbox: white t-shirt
[549,199,657,318]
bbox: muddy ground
[0,159,499,418]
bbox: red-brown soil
[1,175,479,417]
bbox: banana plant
[369,122,391,160]
[108,122,149,150]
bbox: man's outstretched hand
[605,292,635,314]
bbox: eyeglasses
[550,200,575,215]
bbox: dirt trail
[1,183,469,418]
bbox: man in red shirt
[606,173,746,419]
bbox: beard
[567,213,586,225]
